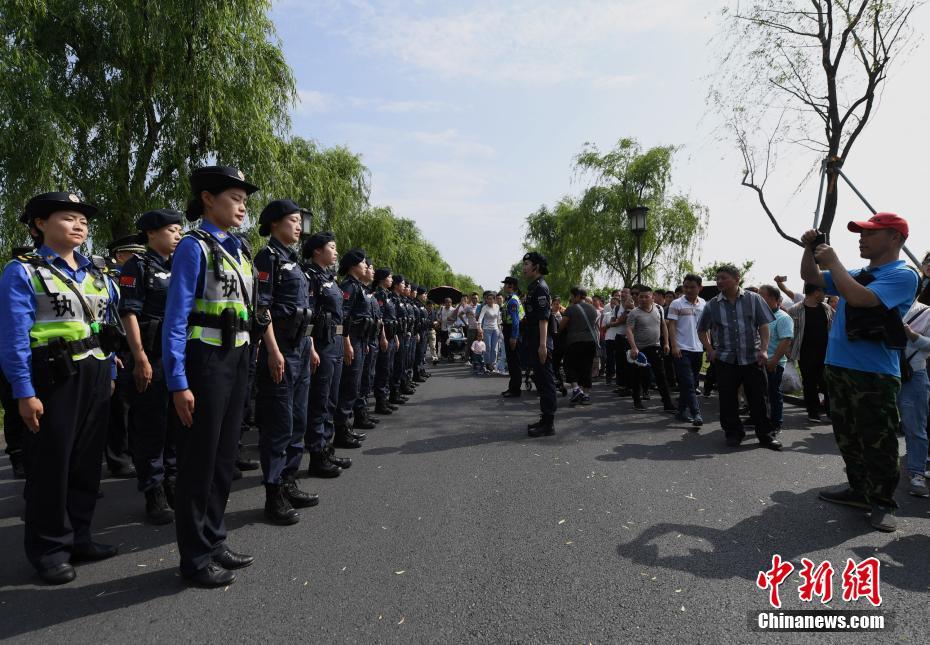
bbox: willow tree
[570,138,707,287]
[0,0,295,251]
[711,0,921,244]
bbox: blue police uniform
[255,236,314,486]
[334,268,373,441]
[163,165,259,585]
[0,192,120,582]
[304,262,345,455]
[356,284,382,419]
[374,283,398,408]
[390,284,412,397]
[118,247,177,501]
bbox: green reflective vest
[187,236,254,348]
[501,294,524,325]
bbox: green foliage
[0,0,295,251]
[521,138,708,294]
[700,259,755,287]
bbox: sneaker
[818,488,870,509]
[642,392,651,400]
[869,504,897,532]
[692,415,703,427]
[909,474,930,498]
[579,393,592,406]
[633,403,647,411]
[569,389,584,406]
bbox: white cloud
[296,89,334,113]
[411,129,495,159]
[311,0,710,86]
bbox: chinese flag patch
[343,291,350,300]
[257,271,270,282]
[119,275,136,288]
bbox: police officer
[521,252,558,436]
[402,283,418,394]
[390,275,411,405]
[333,248,371,448]
[103,235,144,479]
[355,261,383,429]
[501,276,524,397]
[415,286,432,380]
[373,268,398,414]
[0,192,121,584]
[163,166,258,587]
[253,199,320,525]
[118,209,182,525]
[303,232,352,477]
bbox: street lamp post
[299,208,314,240]
[627,206,649,284]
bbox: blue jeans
[898,369,930,476]
[673,351,703,416]
[482,327,500,369]
[767,364,785,428]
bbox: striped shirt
[697,289,774,365]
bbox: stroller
[446,326,468,361]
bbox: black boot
[334,426,362,449]
[346,427,367,442]
[9,451,26,479]
[327,446,352,470]
[353,409,376,430]
[235,455,260,471]
[144,484,175,525]
[374,398,393,415]
[389,388,408,405]
[400,383,416,396]
[528,415,555,437]
[264,484,300,525]
[307,451,341,478]
[282,475,319,508]
[164,476,176,510]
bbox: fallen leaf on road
[398,617,405,625]
[684,494,696,500]
[304,581,309,586]
[341,567,347,571]
[558,519,566,525]
[565,541,573,545]
[394,570,406,575]
[675,589,682,593]
[137,564,146,567]
[224,586,230,592]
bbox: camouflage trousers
[824,365,901,508]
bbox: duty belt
[188,311,250,332]
[33,335,101,355]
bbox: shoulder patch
[258,271,271,283]
[119,275,136,288]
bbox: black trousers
[374,339,396,399]
[124,354,176,493]
[632,346,673,408]
[335,336,367,426]
[306,335,344,453]
[256,337,311,485]
[174,341,249,575]
[357,340,378,411]
[24,355,110,571]
[0,372,25,460]
[106,370,133,472]
[438,329,450,358]
[565,341,597,389]
[614,336,631,389]
[799,345,830,417]
[391,335,408,387]
[524,342,557,418]
[604,339,616,380]
[715,360,775,442]
[503,325,522,393]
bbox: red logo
[756,556,882,608]
[119,275,136,288]
[841,557,882,606]
[756,554,794,609]
[343,291,350,300]
[257,271,270,283]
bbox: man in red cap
[800,213,918,532]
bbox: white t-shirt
[439,306,457,332]
[667,295,706,353]
[602,306,621,341]
[478,303,501,330]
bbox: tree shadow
[616,487,930,594]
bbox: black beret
[393,274,405,286]
[338,248,367,275]
[501,276,519,286]
[108,234,146,255]
[522,251,549,275]
[258,199,301,236]
[302,231,335,259]
[137,208,183,232]
[416,285,427,295]
[374,267,392,282]
[190,165,259,196]
[21,192,98,223]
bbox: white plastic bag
[781,361,802,393]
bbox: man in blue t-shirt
[800,213,918,533]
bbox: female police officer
[0,192,120,585]
[303,232,352,478]
[163,166,258,588]
[119,209,182,526]
[253,199,320,525]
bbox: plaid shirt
[697,289,774,365]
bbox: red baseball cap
[847,212,908,238]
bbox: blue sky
[270,0,930,290]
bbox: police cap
[258,199,301,236]
[338,248,367,275]
[302,231,335,258]
[374,267,392,282]
[22,192,98,224]
[137,208,183,232]
[108,234,146,256]
[522,251,549,275]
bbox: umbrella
[428,285,463,305]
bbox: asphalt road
[0,362,927,644]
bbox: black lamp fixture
[299,208,314,239]
[626,206,649,284]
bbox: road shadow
[616,487,930,594]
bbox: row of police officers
[0,165,436,587]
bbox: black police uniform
[522,271,558,431]
[356,280,382,424]
[254,205,319,523]
[117,218,178,521]
[373,276,398,411]
[390,280,411,400]
[334,250,372,445]
[304,234,348,477]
